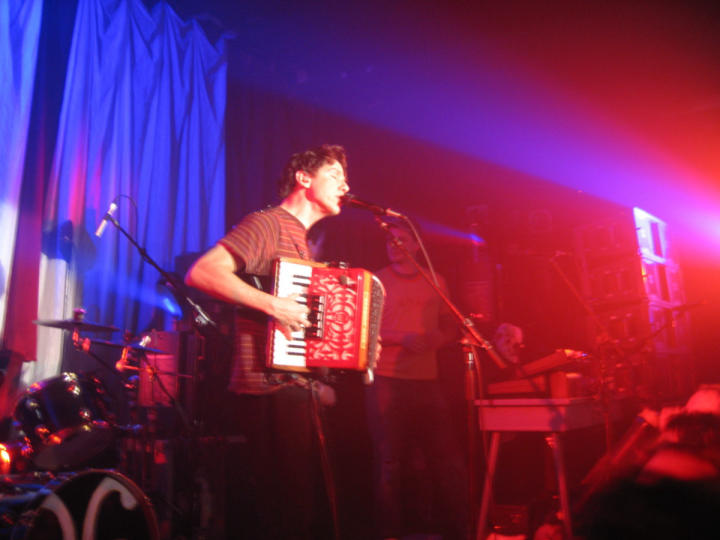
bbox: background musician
[185,144,349,539]
[366,221,468,540]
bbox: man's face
[386,226,419,264]
[304,160,349,216]
[494,323,524,364]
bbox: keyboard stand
[475,398,605,540]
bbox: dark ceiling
[165,0,720,177]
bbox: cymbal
[90,339,168,355]
[33,319,119,333]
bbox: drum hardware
[13,372,117,471]
[32,319,120,333]
[116,352,193,380]
[90,339,168,355]
[0,441,33,475]
[2,351,184,535]
[33,307,119,334]
[120,364,192,378]
[0,469,160,539]
[112,335,194,428]
[107,332,199,530]
[91,208,216,537]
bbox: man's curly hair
[278,144,347,198]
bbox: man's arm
[184,244,309,334]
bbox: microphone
[341,194,404,218]
[95,202,118,238]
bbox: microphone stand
[374,216,507,538]
[101,211,215,538]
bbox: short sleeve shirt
[217,206,310,394]
[219,206,310,276]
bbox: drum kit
[0,311,187,539]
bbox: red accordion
[266,258,385,372]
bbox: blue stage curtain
[0,0,43,344]
[0,0,44,419]
[25,0,226,386]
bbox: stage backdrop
[0,0,42,346]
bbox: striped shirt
[219,206,310,394]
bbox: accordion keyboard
[269,260,324,370]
